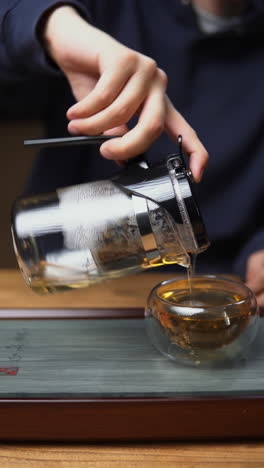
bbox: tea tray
[0,308,263,441]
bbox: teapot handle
[24,134,182,171]
[24,135,117,148]
[24,134,149,168]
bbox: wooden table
[0,269,263,467]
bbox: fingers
[256,293,264,310]
[245,250,264,309]
[245,250,264,295]
[67,60,157,136]
[67,66,133,120]
[165,96,209,182]
[66,54,208,176]
[103,124,128,137]
[100,70,167,160]
[246,276,264,296]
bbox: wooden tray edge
[0,308,144,319]
[0,395,264,441]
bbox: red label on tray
[0,367,19,376]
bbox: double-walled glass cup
[145,276,259,367]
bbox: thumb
[101,125,129,167]
[164,96,209,183]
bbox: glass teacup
[145,275,259,366]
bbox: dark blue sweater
[1,0,264,277]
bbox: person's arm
[0,0,89,80]
[1,1,208,178]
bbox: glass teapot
[11,135,209,294]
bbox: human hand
[245,250,264,308]
[43,6,208,181]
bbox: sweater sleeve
[233,229,264,279]
[0,0,92,81]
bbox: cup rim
[150,274,254,314]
